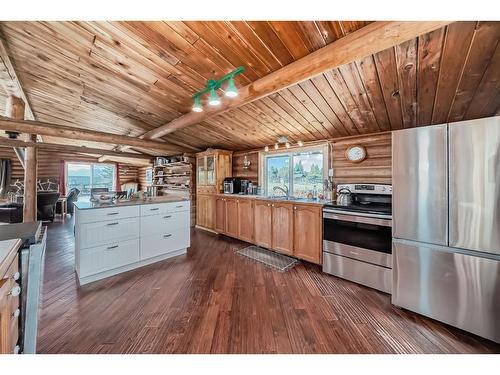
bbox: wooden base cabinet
[293,205,322,264]
[215,197,226,233]
[215,197,254,242]
[196,194,216,231]
[271,202,294,256]
[225,198,239,237]
[254,200,272,248]
[237,199,254,243]
[0,252,21,354]
[215,197,322,265]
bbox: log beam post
[23,133,37,222]
[5,95,26,168]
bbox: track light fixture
[208,88,220,106]
[191,66,245,112]
[263,136,305,152]
[192,95,203,112]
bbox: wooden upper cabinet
[225,198,239,238]
[215,197,226,233]
[206,155,215,186]
[237,199,254,243]
[195,149,233,194]
[254,200,272,248]
[196,156,206,186]
[293,204,322,264]
[271,202,294,256]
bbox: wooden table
[57,197,67,219]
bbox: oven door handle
[323,212,392,227]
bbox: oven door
[323,211,392,267]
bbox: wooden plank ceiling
[0,21,499,153]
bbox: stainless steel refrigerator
[392,116,500,344]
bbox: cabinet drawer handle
[163,215,172,219]
[9,285,21,297]
[13,308,20,318]
[107,222,119,226]
[175,205,184,208]
[12,271,20,281]
[150,208,160,211]
[107,245,119,250]
[163,234,172,238]
[107,212,119,216]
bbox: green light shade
[208,88,221,106]
[192,95,203,112]
[224,77,238,98]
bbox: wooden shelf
[154,173,190,178]
[154,162,192,168]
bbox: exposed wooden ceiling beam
[0,29,36,121]
[0,137,152,160]
[0,116,184,154]
[141,21,452,140]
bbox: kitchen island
[74,196,190,285]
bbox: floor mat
[235,245,299,272]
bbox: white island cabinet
[74,198,190,285]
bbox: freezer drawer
[392,240,500,343]
[392,125,448,246]
[449,116,500,255]
[323,252,392,294]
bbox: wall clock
[345,145,367,163]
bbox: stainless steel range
[322,184,392,293]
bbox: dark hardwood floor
[37,217,500,354]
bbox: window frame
[259,143,329,197]
[65,161,117,194]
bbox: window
[66,162,116,196]
[261,145,327,198]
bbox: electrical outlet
[328,168,334,177]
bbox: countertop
[74,195,189,210]
[0,221,42,246]
[216,193,329,206]
[0,238,22,278]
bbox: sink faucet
[272,185,289,198]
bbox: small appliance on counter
[240,179,250,195]
[223,177,242,194]
[322,184,392,293]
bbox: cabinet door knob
[9,285,21,297]
[12,271,20,281]
[294,206,297,210]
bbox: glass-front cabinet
[206,155,215,186]
[197,156,206,186]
